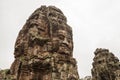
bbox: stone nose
[62,38,69,46]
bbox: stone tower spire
[10,6,80,80]
[92,48,120,80]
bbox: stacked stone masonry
[92,48,120,80]
[0,6,80,80]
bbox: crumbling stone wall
[8,6,80,80]
[91,48,120,80]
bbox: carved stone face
[48,7,67,24]
[28,19,50,47]
[52,29,73,55]
[28,19,49,38]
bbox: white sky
[0,0,120,78]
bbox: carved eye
[38,27,45,32]
[58,35,65,40]
[67,38,71,43]
[58,15,63,20]
[49,13,56,17]
[29,23,38,28]
[67,35,72,43]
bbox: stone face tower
[10,6,79,80]
[92,48,120,80]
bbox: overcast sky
[0,0,120,78]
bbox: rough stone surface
[0,6,80,80]
[91,48,120,80]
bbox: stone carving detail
[1,6,79,80]
[91,48,120,80]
